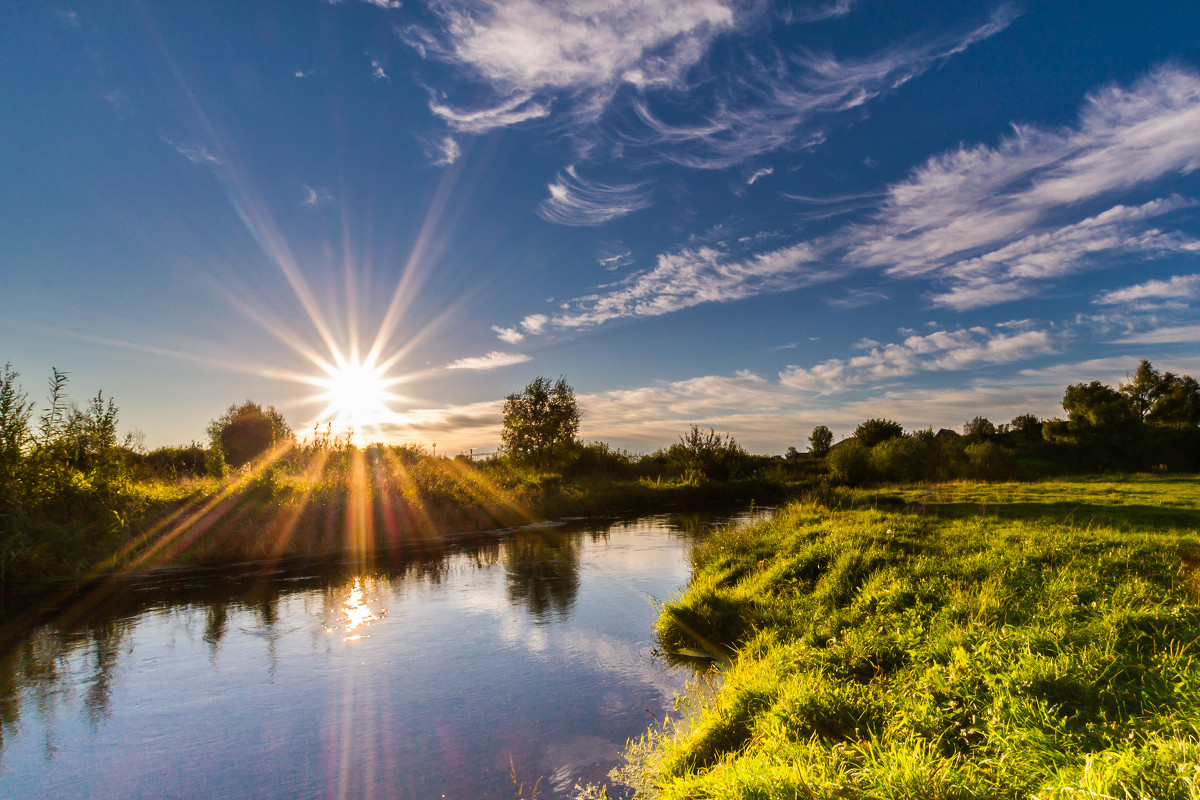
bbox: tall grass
[619,478,1200,799]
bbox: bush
[828,440,871,485]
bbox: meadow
[617,477,1200,799]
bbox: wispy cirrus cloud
[619,7,1015,169]
[553,241,829,327]
[537,165,652,226]
[445,350,531,370]
[928,197,1200,310]
[779,324,1057,394]
[1109,324,1200,345]
[1095,273,1200,305]
[841,66,1200,306]
[430,135,462,166]
[784,0,855,24]
[301,184,333,207]
[427,92,551,133]
[517,65,1200,336]
[411,0,735,95]
[165,138,223,167]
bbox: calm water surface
[0,511,747,799]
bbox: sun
[315,355,397,434]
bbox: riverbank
[619,476,1200,799]
[0,459,797,586]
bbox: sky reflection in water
[0,512,742,799]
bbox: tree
[1042,381,1139,469]
[963,416,996,441]
[668,425,745,482]
[208,401,292,468]
[1147,374,1200,428]
[828,439,871,485]
[808,425,833,458]
[853,418,904,448]
[0,363,33,509]
[1120,360,1164,420]
[500,376,580,468]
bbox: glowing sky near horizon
[3,0,1200,454]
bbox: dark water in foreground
[0,511,748,799]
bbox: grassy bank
[621,477,1200,799]
[1,450,801,585]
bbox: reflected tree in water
[503,531,581,623]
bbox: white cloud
[414,0,735,95]
[598,249,633,271]
[1109,324,1200,345]
[445,351,532,370]
[779,325,1057,394]
[428,92,551,133]
[520,314,548,334]
[840,66,1200,307]
[165,138,223,167]
[825,287,888,308]
[929,197,1200,310]
[622,8,1014,169]
[537,165,652,226]
[370,57,389,81]
[431,135,462,166]
[301,184,333,207]
[491,325,524,344]
[553,241,828,328]
[1095,273,1200,305]
[785,0,855,24]
[746,167,774,185]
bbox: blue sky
[3,0,1200,454]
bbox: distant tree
[784,446,801,460]
[808,425,834,458]
[1043,381,1139,469]
[0,363,33,509]
[963,416,997,441]
[668,425,745,482]
[1120,360,1164,420]
[500,376,580,468]
[1147,373,1200,428]
[853,418,904,448]
[208,401,292,468]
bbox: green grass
[619,477,1200,799]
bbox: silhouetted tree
[1147,373,1200,428]
[1120,360,1164,420]
[853,418,904,448]
[208,401,292,468]
[963,416,997,442]
[668,426,745,482]
[500,376,579,468]
[1043,381,1139,469]
[808,425,834,458]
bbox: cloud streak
[843,66,1200,305]
[537,165,652,226]
[553,242,829,327]
[618,7,1016,169]
[445,351,532,370]
[779,324,1058,394]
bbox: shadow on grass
[920,500,1200,529]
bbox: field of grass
[618,477,1200,799]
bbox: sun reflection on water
[340,578,379,641]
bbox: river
[0,510,749,799]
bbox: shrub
[828,439,871,485]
